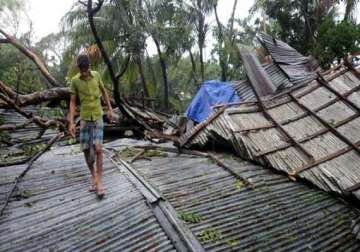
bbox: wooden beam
[317,72,360,114]
[289,93,360,155]
[290,142,359,176]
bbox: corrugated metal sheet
[257,32,315,66]
[113,141,360,251]
[232,80,256,102]
[231,63,293,102]
[257,32,318,85]
[0,108,56,142]
[263,63,293,89]
[0,145,176,252]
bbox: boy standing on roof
[68,54,113,199]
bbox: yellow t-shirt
[70,71,104,121]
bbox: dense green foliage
[312,18,360,66]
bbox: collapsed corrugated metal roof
[0,146,176,251]
[229,32,319,102]
[2,138,359,251]
[180,33,360,202]
[257,32,319,85]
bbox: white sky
[24,0,253,39]
[25,0,75,40]
[16,0,359,58]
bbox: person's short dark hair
[77,54,90,68]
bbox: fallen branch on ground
[0,93,65,130]
[0,133,64,216]
[130,149,146,163]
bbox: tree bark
[146,51,157,91]
[135,53,149,98]
[0,80,70,108]
[197,0,205,83]
[153,36,169,111]
[302,0,316,43]
[198,36,205,83]
[189,49,199,87]
[214,2,227,81]
[0,28,60,88]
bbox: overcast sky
[21,0,253,58]
[25,0,253,39]
[18,0,359,58]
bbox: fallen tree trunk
[0,80,70,109]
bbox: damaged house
[2,32,360,251]
[181,32,360,202]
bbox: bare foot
[96,182,105,199]
[89,176,97,192]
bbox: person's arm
[100,86,113,122]
[68,79,77,137]
[68,94,77,137]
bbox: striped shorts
[79,118,104,151]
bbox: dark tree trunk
[189,49,199,87]
[214,3,227,81]
[153,37,169,112]
[302,0,316,43]
[146,51,157,90]
[198,36,205,83]
[197,0,205,82]
[136,53,149,98]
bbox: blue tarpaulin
[186,80,241,123]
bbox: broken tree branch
[0,133,64,216]
[0,28,60,88]
[0,93,65,130]
[130,149,146,163]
